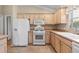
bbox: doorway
[0,16,3,34]
[5,15,12,40]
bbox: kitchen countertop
[0,34,8,39]
[51,31,79,44]
[29,30,79,43]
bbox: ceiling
[17,5,65,13]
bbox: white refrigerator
[12,18,30,46]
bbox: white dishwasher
[72,42,79,53]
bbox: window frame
[69,7,79,33]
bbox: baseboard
[28,43,50,46]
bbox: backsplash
[56,24,67,30]
[30,24,56,30]
[56,24,79,34]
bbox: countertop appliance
[72,42,79,53]
[33,19,45,45]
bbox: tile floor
[7,40,55,53]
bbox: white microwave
[34,19,45,25]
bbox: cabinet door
[53,14,56,24]
[45,31,50,43]
[54,35,61,53]
[54,8,67,24]
[30,14,35,24]
[60,8,67,23]
[28,31,33,44]
[50,33,55,47]
[61,42,72,53]
[54,12,57,24]
[44,14,54,24]
[56,10,61,24]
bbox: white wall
[0,6,3,15]
[0,6,3,34]
[0,16,3,34]
[2,5,13,15]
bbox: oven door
[33,31,45,45]
[35,34,43,40]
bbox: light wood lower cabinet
[54,35,61,53]
[51,32,72,53]
[50,33,55,48]
[0,38,7,53]
[61,42,72,53]
[45,31,50,44]
[28,31,33,44]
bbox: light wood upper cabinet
[53,13,57,24]
[54,8,67,24]
[55,10,61,24]
[44,14,55,24]
[60,8,67,23]
[17,13,55,25]
[17,8,67,25]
